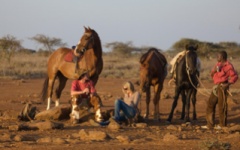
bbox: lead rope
[185,53,211,97]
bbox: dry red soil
[0,78,240,150]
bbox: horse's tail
[41,77,49,101]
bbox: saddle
[64,50,82,63]
[18,102,38,121]
[64,50,84,73]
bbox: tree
[30,34,66,52]
[105,41,134,57]
[0,35,22,63]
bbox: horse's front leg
[167,87,181,123]
[185,89,193,123]
[192,89,197,120]
[180,90,186,120]
[144,87,151,120]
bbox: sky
[0,0,240,51]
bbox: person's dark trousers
[206,85,228,128]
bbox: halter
[74,34,94,56]
[185,51,198,89]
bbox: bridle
[74,34,94,56]
[185,51,198,89]
[185,51,211,97]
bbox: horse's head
[185,45,198,75]
[74,26,95,56]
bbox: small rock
[181,134,187,139]
[13,135,23,142]
[79,129,109,141]
[163,133,179,142]
[8,125,19,131]
[167,125,178,131]
[88,131,109,141]
[178,126,182,132]
[37,137,52,143]
[229,125,240,132]
[89,119,100,127]
[116,135,130,143]
[107,118,121,130]
[0,133,11,142]
[135,123,148,128]
[52,138,67,144]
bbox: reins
[74,34,95,74]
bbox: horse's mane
[90,29,102,56]
[140,48,161,64]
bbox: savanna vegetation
[0,35,239,80]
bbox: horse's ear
[84,26,88,32]
[88,26,92,31]
[185,44,189,50]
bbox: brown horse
[70,94,103,124]
[139,48,167,121]
[41,27,103,110]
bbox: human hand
[83,88,89,94]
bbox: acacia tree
[105,41,134,57]
[30,34,66,52]
[0,35,22,63]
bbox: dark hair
[219,51,227,60]
[79,72,89,80]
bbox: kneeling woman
[114,81,141,123]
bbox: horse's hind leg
[55,72,67,107]
[47,78,56,110]
[153,84,162,121]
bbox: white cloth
[170,50,201,74]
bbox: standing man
[202,51,238,129]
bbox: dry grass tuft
[0,52,239,82]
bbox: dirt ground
[0,77,240,150]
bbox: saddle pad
[64,50,74,62]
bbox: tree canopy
[30,34,66,52]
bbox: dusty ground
[0,77,240,150]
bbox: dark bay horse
[139,48,167,121]
[167,45,199,123]
[41,27,103,110]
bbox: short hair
[79,71,89,80]
[219,51,227,60]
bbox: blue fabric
[114,99,136,122]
